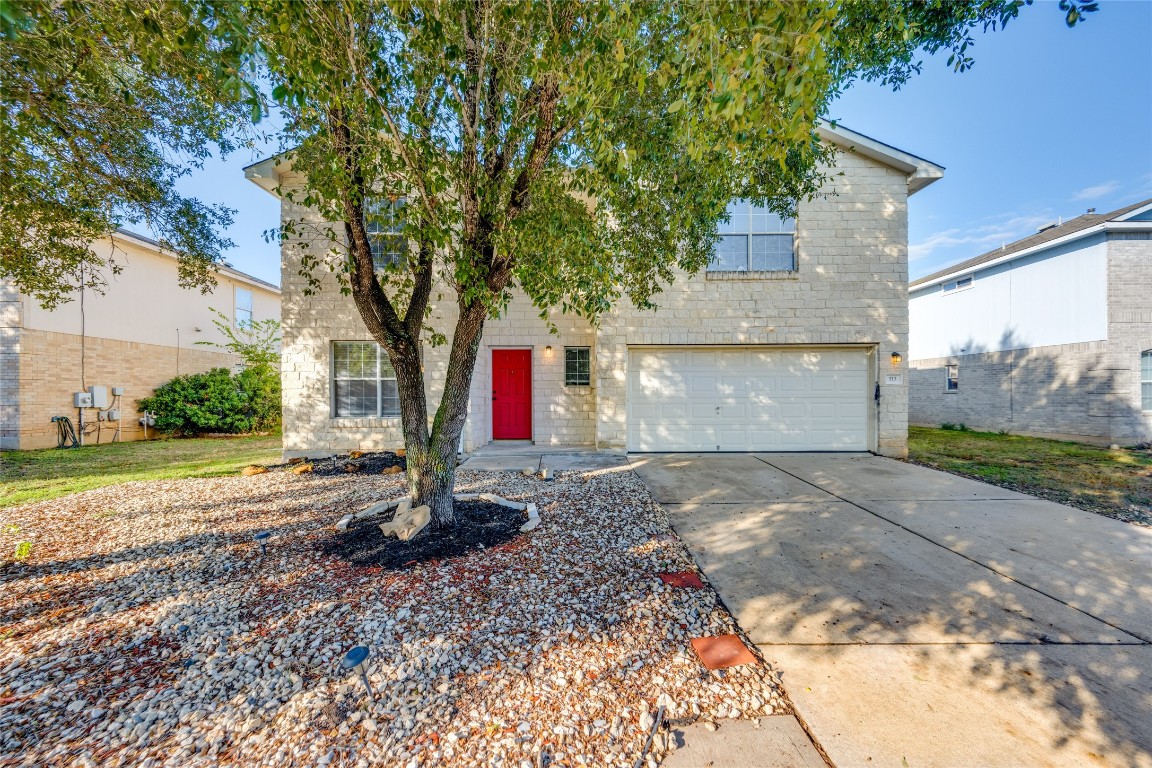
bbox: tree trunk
[389,300,489,529]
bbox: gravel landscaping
[0,464,787,767]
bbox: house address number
[885,374,903,385]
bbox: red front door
[492,349,532,439]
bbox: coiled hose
[52,416,80,448]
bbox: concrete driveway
[629,453,1152,768]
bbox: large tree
[255,0,1093,527]
[1,0,258,307]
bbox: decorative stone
[336,515,354,531]
[539,468,552,480]
[658,572,704,589]
[241,465,269,476]
[525,503,539,520]
[344,463,362,473]
[349,450,365,459]
[519,517,540,533]
[378,503,431,542]
[690,635,758,671]
[287,457,305,465]
[522,467,536,477]
[383,465,403,475]
[395,448,406,458]
[290,463,313,475]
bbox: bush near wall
[138,365,281,435]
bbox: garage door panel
[628,347,870,452]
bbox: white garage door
[627,347,870,452]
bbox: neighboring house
[245,124,942,459]
[908,199,1152,445]
[0,230,281,450]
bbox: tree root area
[318,501,524,570]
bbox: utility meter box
[107,409,121,421]
[88,385,110,409]
[111,386,125,397]
[73,391,93,408]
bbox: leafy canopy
[260,0,1096,331]
[0,0,259,308]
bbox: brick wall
[278,148,912,458]
[12,329,238,450]
[1106,235,1152,442]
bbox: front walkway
[629,453,1152,767]
[459,442,628,472]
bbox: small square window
[565,347,591,386]
[945,364,959,392]
[944,276,973,293]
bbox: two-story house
[245,124,942,459]
[1,229,281,449]
[908,198,1152,445]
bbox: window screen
[332,342,400,417]
[946,364,959,392]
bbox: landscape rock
[290,463,314,475]
[241,466,269,476]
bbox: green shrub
[139,368,260,435]
[236,362,282,432]
[940,423,971,432]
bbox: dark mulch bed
[307,451,407,477]
[317,500,524,569]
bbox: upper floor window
[332,341,400,418]
[710,200,796,272]
[1142,350,1152,411]
[365,196,406,270]
[946,363,959,392]
[944,276,974,293]
[235,287,253,328]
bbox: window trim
[330,341,401,419]
[708,200,797,274]
[564,346,591,387]
[945,363,959,392]
[235,287,254,328]
[1141,350,1152,412]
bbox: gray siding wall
[909,233,1151,444]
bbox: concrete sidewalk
[629,453,1152,768]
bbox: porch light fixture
[890,352,903,367]
[545,345,553,355]
[340,645,374,700]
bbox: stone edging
[337,493,540,533]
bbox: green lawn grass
[0,434,283,509]
[908,426,1152,521]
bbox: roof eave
[817,121,945,196]
[243,155,289,198]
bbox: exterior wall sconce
[890,352,903,367]
[545,345,553,355]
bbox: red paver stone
[657,571,704,589]
[690,634,758,670]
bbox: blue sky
[175,1,1152,285]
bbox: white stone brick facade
[278,147,918,458]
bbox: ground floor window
[565,347,591,386]
[1142,350,1152,411]
[332,341,400,417]
[945,363,959,392]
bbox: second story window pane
[710,200,795,272]
[365,197,406,270]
